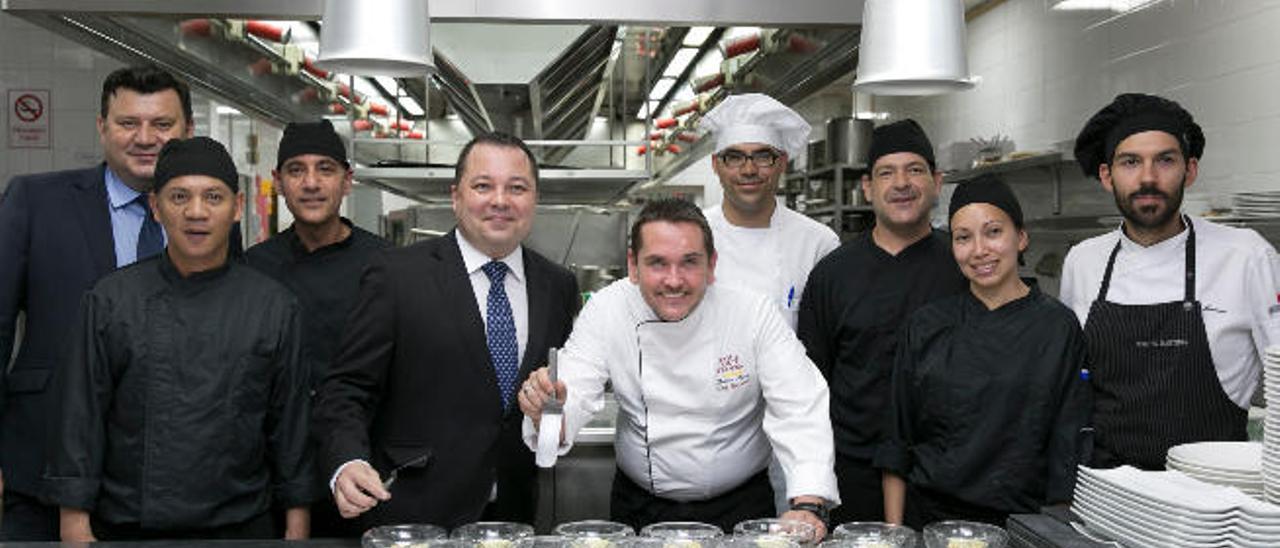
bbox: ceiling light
[1052,0,1157,10]
[215,105,241,116]
[398,96,424,116]
[373,76,400,92]
[695,49,724,74]
[352,77,382,101]
[683,26,714,47]
[635,100,661,121]
[663,48,698,78]
[724,27,762,39]
[672,85,696,102]
[648,78,675,101]
[316,0,434,76]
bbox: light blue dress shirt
[104,167,166,267]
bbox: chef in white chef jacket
[519,198,839,539]
[699,93,839,330]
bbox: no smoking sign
[9,89,51,149]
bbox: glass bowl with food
[452,521,537,548]
[362,524,450,548]
[921,521,1007,548]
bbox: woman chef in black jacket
[875,175,1092,528]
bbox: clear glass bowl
[732,519,817,545]
[515,535,574,548]
[361,524,450,548]
[921,521,1007,548]
[617,539,683,548]
[555,520,637,548]
[829,522,917,547]
[721,534,801,548]
[640,522,725,548]
[452,521,538,548]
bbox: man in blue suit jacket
[0,65,194,541]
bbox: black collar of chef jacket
[158,250,234,289]
[284,217,357,260]
[864,228,948,261]
[961,280,1042,313]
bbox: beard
[1114,176,1186,231]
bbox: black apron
[1084,218,1247,470]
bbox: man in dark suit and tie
[0,65,194,541]
[314,132,579,528]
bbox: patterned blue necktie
[134,194,164,262]
[482,260,519,409]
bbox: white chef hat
[700,93,811,158]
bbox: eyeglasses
[717,149,781,168]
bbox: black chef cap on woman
[948,174,1023,229]
[1073,93,1205,179]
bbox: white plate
[1170,466,1264,484]
[1076,496,1280,545]
[1074,492,1280,544]
[1075,497,1233,537]
[1078,467,1280,522]
[1074,500,1229,547]
[1168,458,1262,478]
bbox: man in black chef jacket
[1060,94,1280,469]
[245,120,388,537]
[44,137,313,541]
[0,66,195,541]
[797,119,967,523]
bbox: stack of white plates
[1167,441,1264,499]
[1072,466,1280,547]
[1265,347,1280,504]
[1233,191,1280,219]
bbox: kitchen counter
[0,541,360,547]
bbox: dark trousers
[610,468,774,534]
[903,484,1008,531]
[92,511,275,541]
[308,497,361,538]
[0,490,59,541]
[830,456,884,524]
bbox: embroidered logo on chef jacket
[1269,293,1280,315]
[1201,303,1228,315]
[715,354,751,391]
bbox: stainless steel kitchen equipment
[825,117,873,167]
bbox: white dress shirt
[1059,216,1280,408]
[524,280,840,505]
[456,230,529,365]
[704,204,839,330]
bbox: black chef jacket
[44,254,312,531]
[797,229,966,460]
[875,285,1092,515]
[245,219,389,389]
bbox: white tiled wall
[0,12,123,191]
[880,0,1280,197]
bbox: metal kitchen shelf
[943,152,1072,215]
[353,166,650,206]
[943,152,1067,185]
[805,204,874,216]
[787,162,869,233]
[355,166,648,182]
[788,162,867,181]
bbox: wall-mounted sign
[9,89,51,149]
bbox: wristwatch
[789,500,829,524]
